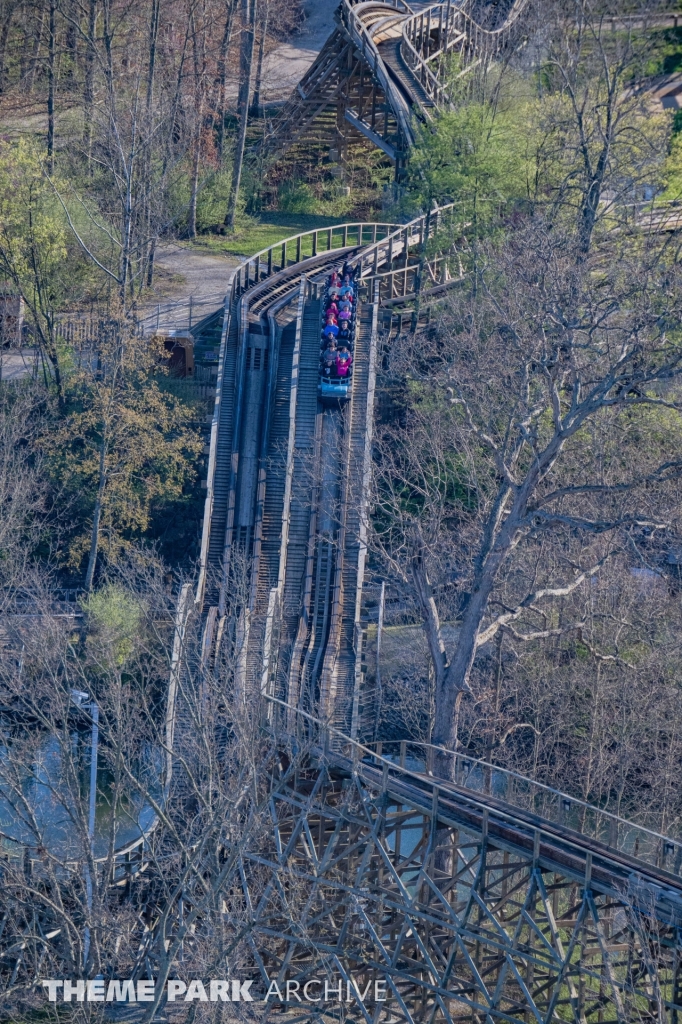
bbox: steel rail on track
[264,696,682,919]
[190,202,682,932]
[197,203,469,732]
[196,204,463,609]
[196,221,403,608]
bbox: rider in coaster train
[328,271,341,301]
[323,314,339,340]
[319,267,356,387]
[322,339,338,377]
[339,273,354,298]
[338,294,353,322]
[336,345,352,379]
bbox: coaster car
[318,377,351,402]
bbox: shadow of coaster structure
[254,0,530,179]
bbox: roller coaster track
[3,208,682,1018]
[183,184,682,1017]
[255,0,530,177]
[196,205,461,731]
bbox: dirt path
[259,0,337,102]
[150,243,238,302]
[138,242,239,332]
[219,0,336,103]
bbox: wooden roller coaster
[3,4,682,1019]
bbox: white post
[165,583,192,800]
[375,581,385,740]
[82,699,99,969]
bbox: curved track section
[255,0,530,175]
[191,211,682,1019]
[198,207,461,732]
[5,212,682,1013]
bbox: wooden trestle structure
[157,701,682,1024]
[254,0,529,179]
[2,207,682,1023]
[184,204,682,1023]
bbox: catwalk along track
[196,209,456,733]
[188,207,682,1023]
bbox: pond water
[0,729,158,864]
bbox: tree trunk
[101,0,114,106]
[225,0,256,229]
[45,321,63,402]
[146,237,156,288]
[120,167,134,306]
[188,116,203,238]
[28,7,44,93]
[85,435,107,594]
[145,0,160,112]
[188,9,207,240]
[146,13,192,286]
[579,161,609,257]
[19,6,30,83]
[138,0,161,287]
[431,481,523,776]
[47,0,57,174]
[83,0,97,162]
[250,0,268,118]
[411,552,447,706]
[0,2,16,95]
[215,0,236,165]
[64,0,78,85]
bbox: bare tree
[214,0,238,165]
[225,0,257,229]
[373,221,682,777]
[0,382,47,602]
[537,0,669,255]
[0,554,293,1017]
[0,0,19,94]
[46,0,57,174]
[187,0,209,239]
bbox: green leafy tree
[82,583,145,667]
[0,139,92,398]
[406,97,529,235]
[42,328,202,590]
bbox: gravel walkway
[259,0,337,102]
[139,242,239,333]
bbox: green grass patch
[191,212,368,259]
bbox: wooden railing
[401,0,530,107]
[338,0,415,147]
[266,695,682,881]
[197,202,471,608]
[196,218,404,607]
